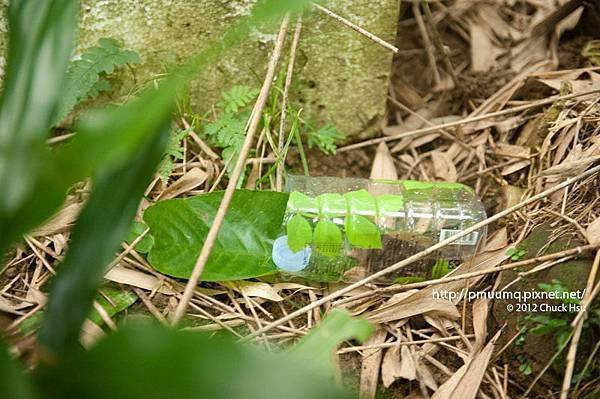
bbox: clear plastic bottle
[271,175,487,284]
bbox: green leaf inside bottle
[287,214,313,252]
[345,214,382,249]
[313,219,342,257]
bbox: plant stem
[170,15,290,325]
[276,16,303,191]
[295,126,310,176]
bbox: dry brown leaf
[446,142,468,164]
[585,217,600,245]
[416,359,439,390]
[431,363,468,399]
[539,71,600,94]
[443,331,501,399]
[411,133,440,149]
[483,228,508,253]
[370,143,398,180]
[369,249,508,325]
[31,202,83,236]
[501,159,531,176]
[381,345,402,388]
[225,281,284,302]
[398,345,417,380]
[390,137,413,153]
[423,316,454,336]
[472,298,489,352]
[105,266,177,295]
[553,124,578,166]
[538,155,600,178]
[160,167,207,200]
[469,21,501,72]
[368,290,459,324]
[397,153,415,166]
[0,297,23,315]
[430,150,457,182]
[359,329,387,399]
[51,234,68,256]
[494,143,531,158]
[80,319,106,349]
[501,185,525,211]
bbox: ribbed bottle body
[272,175,487,283]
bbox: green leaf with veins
[287,214,313,252]
[144,190,289,280]
[313,219,342,257]
[345,214,381,249]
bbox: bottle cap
[272,235,311,272]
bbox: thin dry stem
[170,15,290,325]
[276,16,302,191]
[413,2,441,87]
[313,3,399,53]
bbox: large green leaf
[0,339,35,399]
[38,125,169,356]
[144,190,289,281]
[0,0,77,254]
[34,323,353,399]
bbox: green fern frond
[204,114,246,148]
[157,129,188,184]
[218,85,259,114]
[55,38,141,123]
[307,125,343,155]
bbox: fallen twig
[339,89,600,152]
[313,3,398,53]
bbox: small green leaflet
[20,287,137,334]
[144,190,289,281]
[287,214,312,252]
[345,215,381,249]
[306,125,343,155]
[313,219,342,257]
[218,85,259,114]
